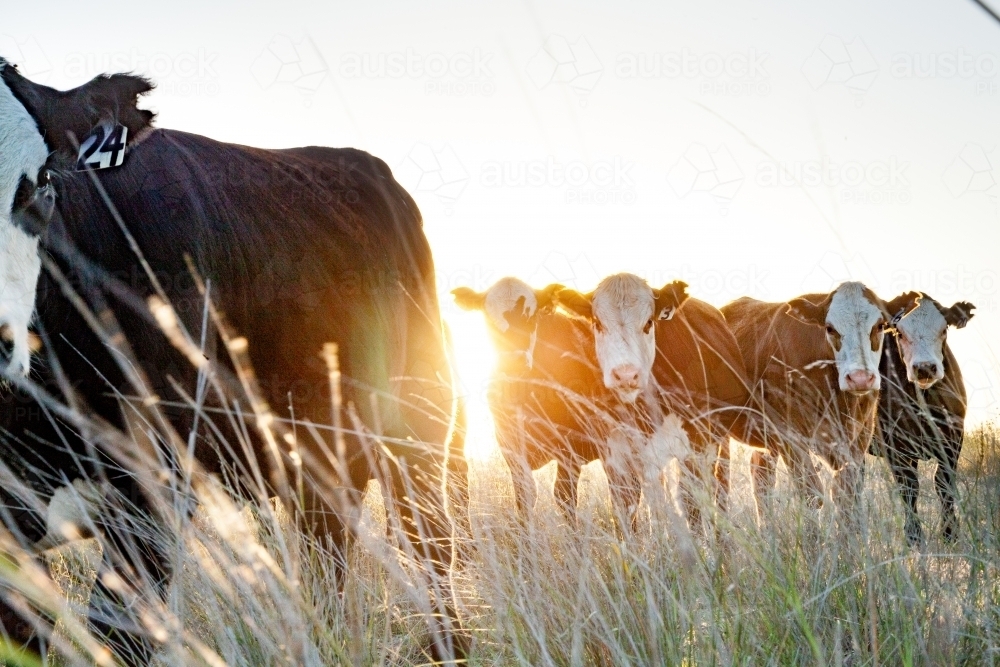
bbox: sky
[3,0,999,436]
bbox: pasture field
[2,412,999,666]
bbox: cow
[872,295,974,546]
[452,278,606,524]
[720,282,920,522]
[0,60,466,662]
[556,273,752,532]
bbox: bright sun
[442,305,500,461]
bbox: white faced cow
[875,295,974,545]
[0,59,465,661]
[721,282,920,521]
[557,273,752,533]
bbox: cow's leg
[786,447,824,510]
[750,449,777,525]
[934,457,959,543]
[604,428,642,536]
[832,458,863,519]
[606,465,642,536]
[679,428,729,535]
[553,456,580,524]
[499,441,537,526]
[887,452,922,547]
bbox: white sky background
[3,0,999,427]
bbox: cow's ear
[943,301,975,329]
[451,287,486,311]
[535,284,563,313]
[556,288,593,319]
[786,294,832,326]
[2,66,155,159]
[885,291,921,325]
[653,280,689,321]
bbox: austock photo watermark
[397,146,638,209]
[251,35,328,102]
[756,156,912,205]
[0,34,51,81]
[65,48,221,97]
[667,144,744,213]
[943,144,999,203]
[524,251,771,299]
[480,156,638,205]
[615,48,771,97]
[338,47,495,97]
[802,34,878,103]
[397,143,470,214]
[526,35,603,104]
[891,48,1000,95]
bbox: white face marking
[482,277,539,369]
[894,299,948,388]
[824,282,886,393]
[591,273,656,403]
[0,74,48,376]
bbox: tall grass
[0,264,998,665]
[3,399,999,665]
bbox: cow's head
[557,274,688,404]
[786,282,920,394]
[452,278,561,373]
[890,295,974,389]
[0,59,153,375]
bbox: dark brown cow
[721,282,920,518]
[874,295,974,545]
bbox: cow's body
[873,296,973,545]
[454,280,606,521]
[651,297,751,522]
[556,275,751,534]
[721,284,918,519]
[488,309,605,520]
[0,62,465,661]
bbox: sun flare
[443,304,500,461]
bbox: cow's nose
[845,370,877,392]
[611,364,641,389]
[913,362,938,382]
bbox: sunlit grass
[2,286,999,665]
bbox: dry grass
[0,258,997,666]
[0,417,997,666]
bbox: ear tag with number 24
[76,122,128,171]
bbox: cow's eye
[38,169,51,187]
[643,319,654,334]
[825,324,836,336]
[593,318,605,334]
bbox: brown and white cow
[453,278,606,522]
[721,282,920,519]
[874,295,974,545]
[556,273,752,531]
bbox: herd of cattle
[0,59,979,662]
[454,275,973,547]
